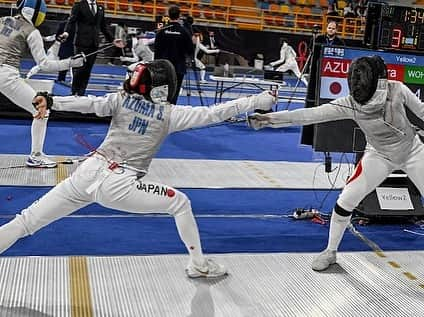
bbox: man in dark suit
[66,0,124,96]
[56,17,75,84]
[154,5,194,104]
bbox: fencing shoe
[26,153,57,168]
[311,249,337,271]
[186,258,227,278]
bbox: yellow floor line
[243,162,282,186]
[70,257,93,317]
[403,272,417,280]
[349,224,423,289]
[388,261,401,268]
[56,157,69,184]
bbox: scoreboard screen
[319,46,424,101]
[311,45,424,153]
[364,3,424,51]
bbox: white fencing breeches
[194,58,206,71]
[0,65,37,115]
[0,65,48,154]
[0,156,194,253]
[337,135,424,212]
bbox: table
[210,75,286,103]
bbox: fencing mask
[124,59,177,103]
[348,55,388,105]
[17,0,47,27]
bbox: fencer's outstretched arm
[400,83,424,119]
[198,42,219,54]
[248,97,353,130]
[33,91,275,127]
[169,91,276,132]
[120,47,140,63]
[27,30,83,72]
[26,37,64,79]
[33,93,122,118]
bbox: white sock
[174,210,204,265]
[30,114,49,155]
[200,70,206,82]
[0,216,28,254]
[327,211,352,251]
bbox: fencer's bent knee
[18,201,52,235]
[11,214,32,237]
[171,191,192,217]
[337,191,361,212]
[334,202,353,217]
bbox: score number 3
[391,28,402,48]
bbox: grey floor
[0,251,423,317]
[0,154,350,190]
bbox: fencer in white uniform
[120,32,154,64]
[0,0,84,167]
[269,39,308,87]
[193,33,219,83]
[0,59,276,278]
[249,56,424,271]
[26,32,70,79]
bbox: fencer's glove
[120,56,131,62]
[247,113,273,130]
[250,90,277,112]
[32,92,53,119]
[248,110,291,130]
[68,53,85,68]
[56,32,69,43]
[32,91,53,110]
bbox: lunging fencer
[120,31,154,64]
[268,38,308,87]
[0,59,276,278]
[0,0,84,167]
[249,56,424,271]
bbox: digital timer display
[401,8,424,24]
[365,3,424,51]
[379,6,424,50]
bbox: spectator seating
[7,0,362,39]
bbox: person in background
[108,22,127,65]
[315,19,345,46]
[193,32,219,84]
[66,0,124,96]
[120,31,154,64]
[268,38,308,87]
[343,2,357,18]
[154,4,194,104]
[327,1,339,16]
[56,17,76,84]
[25,16,75,83]
[0,0,83,168]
